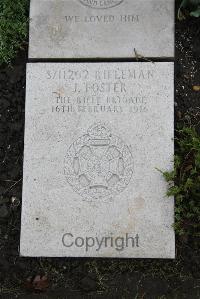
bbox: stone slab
[29,0,174,59]
[20,62,175,258]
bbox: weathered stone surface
[20,62,175,258]
[29,0,174,59]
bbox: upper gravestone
[20,62,174,258]
[29,0,174,59]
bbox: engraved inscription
[48,67,152,115]
[64,123,133,201]
[79,0,124,9]
[65,14,139,24]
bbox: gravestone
[20,62,175,258]
[29,0,174,59]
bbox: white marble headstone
[20,62,175,258]
[29,0,174,59]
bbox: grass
[0,0,29,65]
[179,0,200,19]
[162,126,200,238]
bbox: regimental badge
[64,123,133,201]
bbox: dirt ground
[0,10,200,299]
